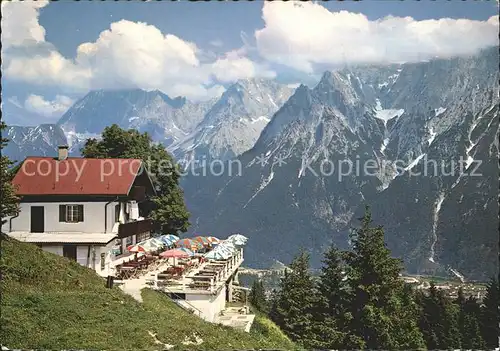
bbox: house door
[63,245,77,261]
[30,206,45,233]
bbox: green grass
[1,235,296,350]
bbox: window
[100,253,106,270]
[63,245,77,261]
[136,232,150,243]
[115,204,121,223]
[167,293,186,300]
[59,205,84,223]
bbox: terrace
[114,234,251,327]
[150,248,244,295]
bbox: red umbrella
[159,249,190,259]
[159,248,190,269]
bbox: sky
[1,0,498,125]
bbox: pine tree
[0,121,20,225]
[249,279,268,313]
[418,282,461,349]
[269,251,320,348]
[343,207,425,349]
[81,124,190,233]
[312,245,365,349]
[480,278,500,349]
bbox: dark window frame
[59,204,84,223]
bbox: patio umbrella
[127,238,164,253]
[146,237,166,248]
[159,248,190,266]
[218,241,237,252]
[163,234,180,242]
[227,234,248,246]
[209,243,234,257]
[158,235,178,247]
[204,249,232,260]
[206,236,220,244]
[177,247,195,257]
[127,241,155,253]
[127,244,148,253]
[176,238,203,251]
[159,248,190,259]
[193,236,211,247]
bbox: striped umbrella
[218,241,237,252]
[175,238,203,251]
[127,243,148,253]
[127,241,156,253]
[164,234,180,242]
[193,236,211,247]
[158,235,178,247]
[206,236,220,244]
[147,238,166,248]
[204,248,232,260]
[227,234,248,246]
[127,238,164,253]
[177,247,195,257]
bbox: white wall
[76,245,91,268]
[97,241,118,277]
[186,288,226,323]
[7,201,124,234]
[38,243,115,277]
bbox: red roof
[13,157,144,196]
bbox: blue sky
[2,0,498,125]
[40,1,497,57]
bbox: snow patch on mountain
[375,108,405,124]
[429,192,445,264]
[434,107,447,116]
[171,79,294,163]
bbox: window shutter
[59,205,66,222]
[78,205,84,222]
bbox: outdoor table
[123,261,141,267]
[157,273,173,280]
[193,275,216,280]
[173,266,185,273]
[198,271,217,275]
[119,266,136,279]
[190,282,211,290]
[192,275,212,280]
[204,266,223,271]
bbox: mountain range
[182,47,499,280]
[3,47,498,280]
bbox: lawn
[1,235,296,350]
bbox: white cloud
[1,0,48,49]
[209,39,224,47]
[211,50,276,82]
[0,2,271,101]
[5,51,92,89]
[75,20,205,91]
[255,2,499,72]
[23,94,74,118]
[287,83,301,89]
[3,0,497,101]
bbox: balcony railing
[117,219,153,239]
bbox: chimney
[58,145,69,161]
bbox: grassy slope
[1,236,295,350]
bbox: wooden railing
[117,219,153,238]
